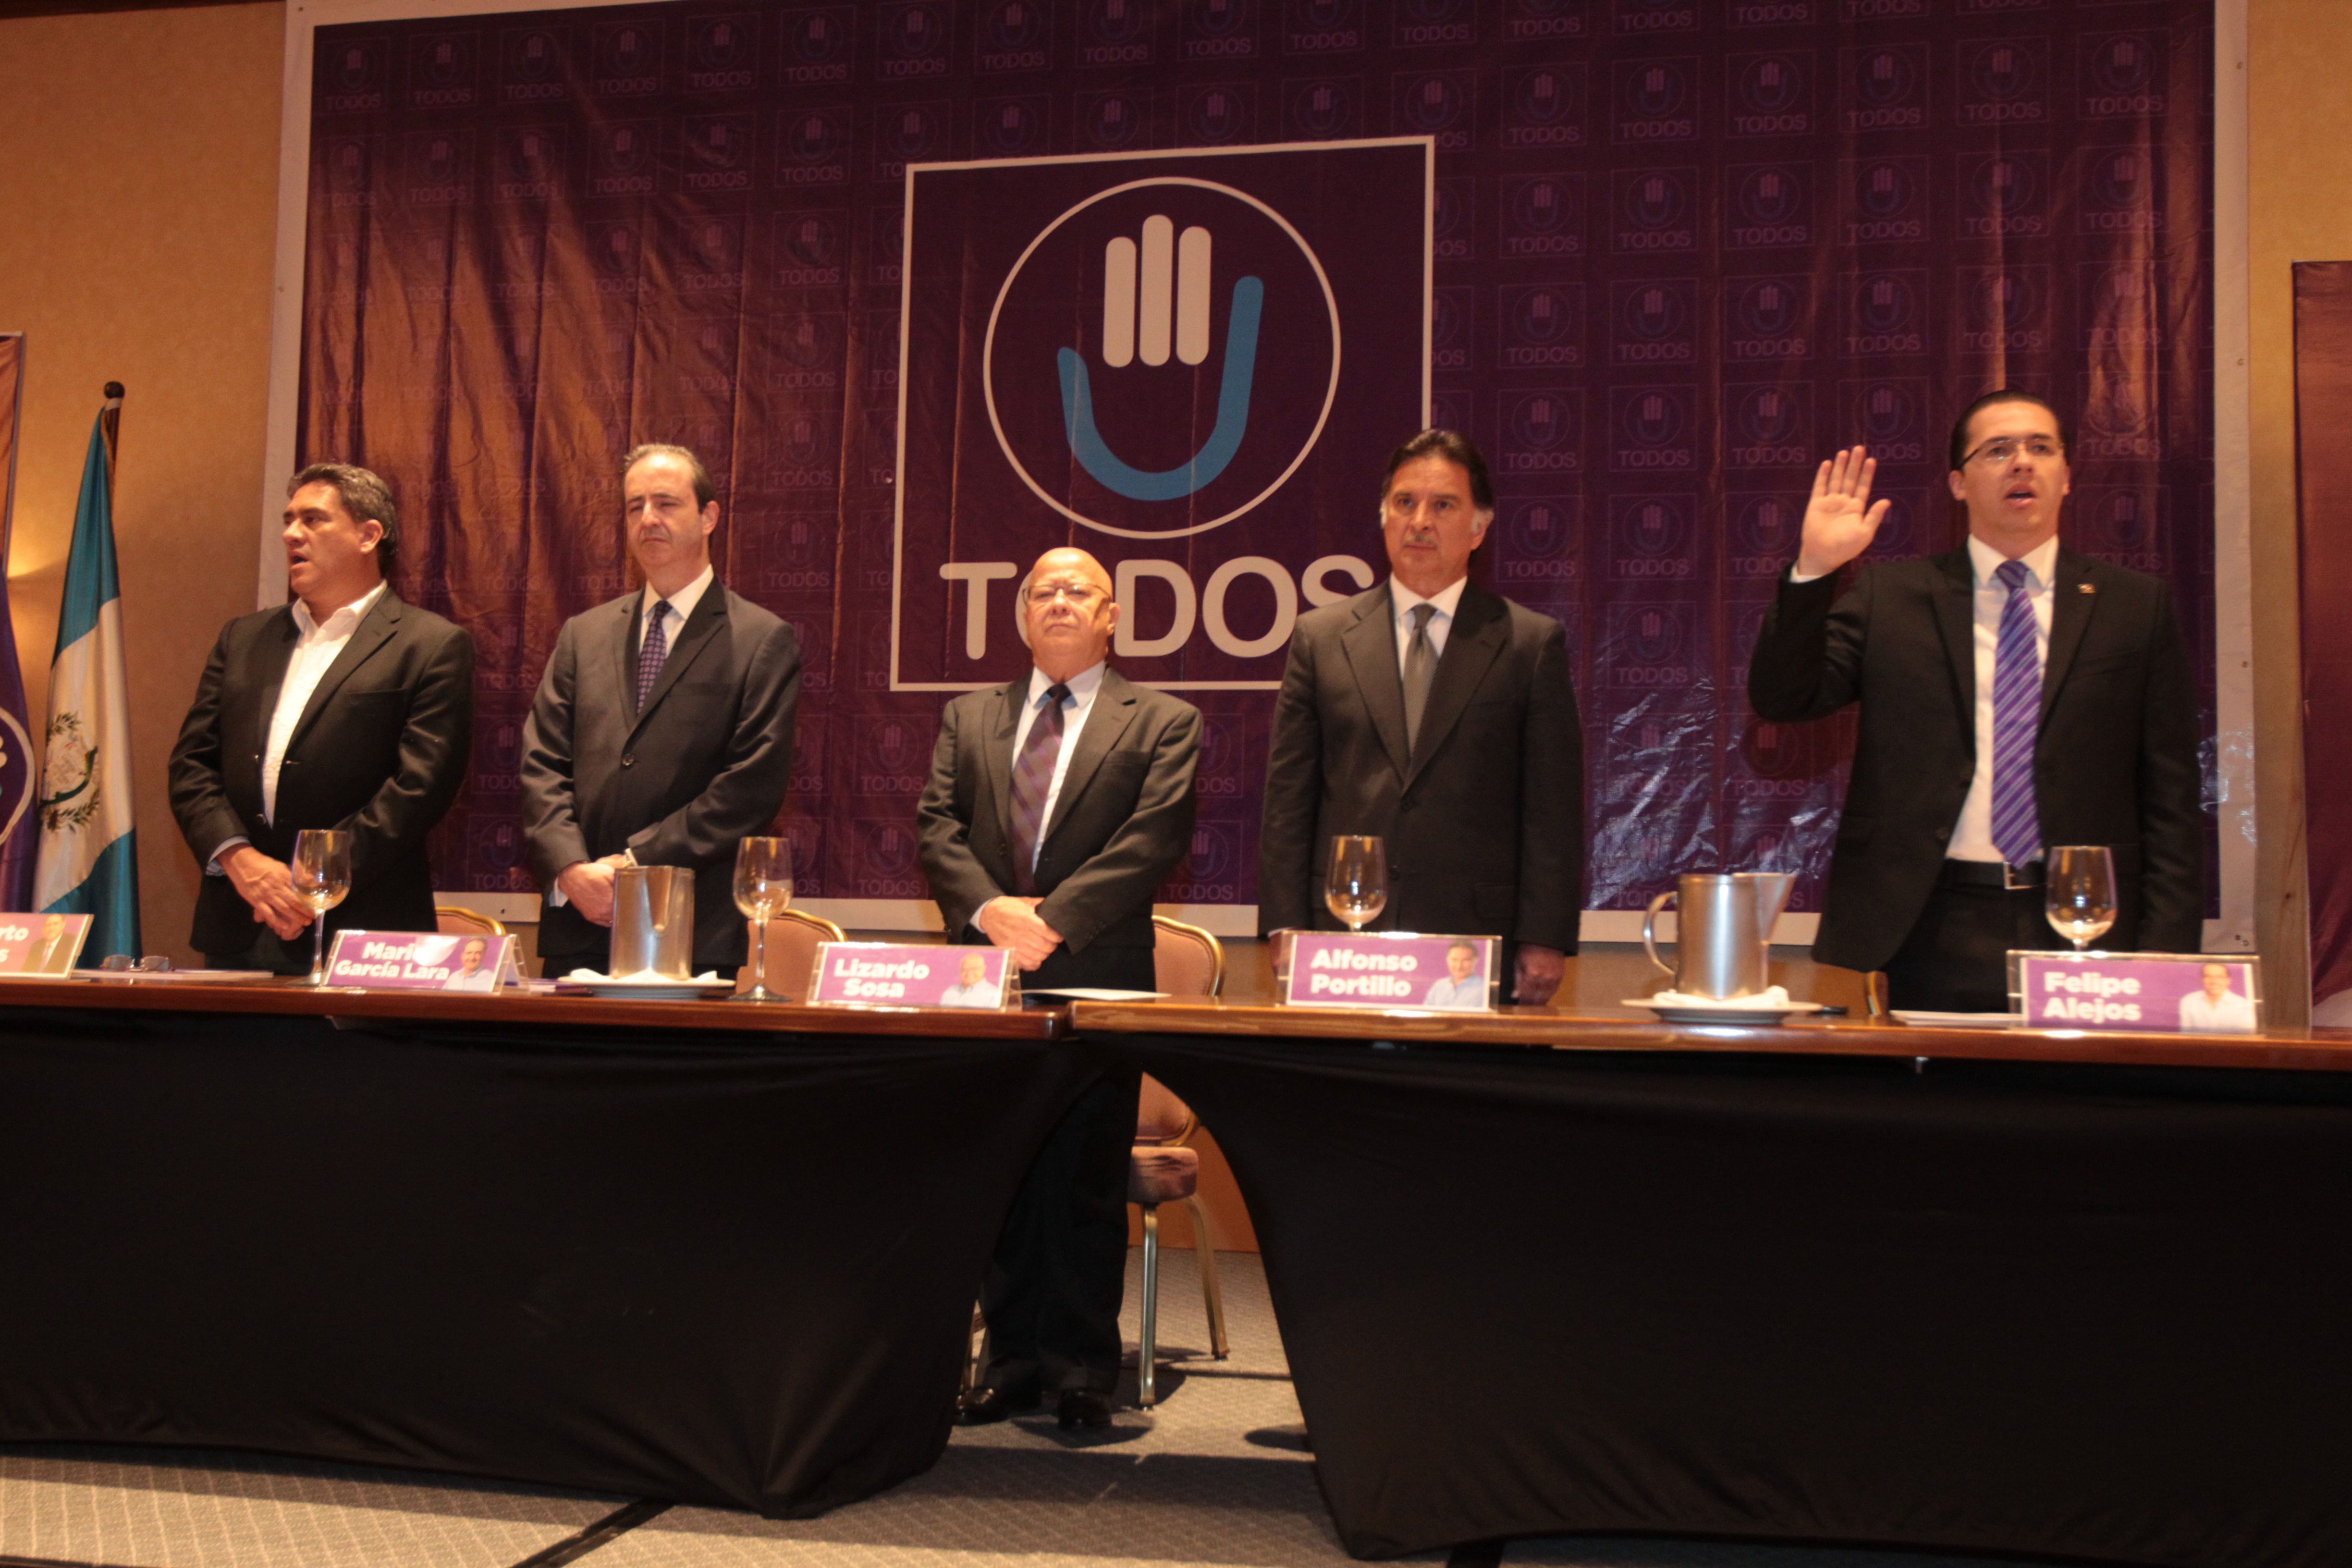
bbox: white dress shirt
[262,581,388,826]
[638,564,714,665]
[967,661,1107,933]
[1421,973,1486,1009]
[1390,575,1469,669]
[209,582,390,875]
[1008,660,1107,869]
[2178,988,2257,1032]
[1948,535,2059,863]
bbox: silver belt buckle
[2003,862,2037,892]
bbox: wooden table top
[1070,1000,2352,1074]
[0,975,1065,1039]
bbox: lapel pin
[2076,583,2096,594]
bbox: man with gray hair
[170,462,475,970]
[522,443,800,976]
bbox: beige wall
[0,0,2329,996]
[2248,0,2352,1020]
[0,2,283,961]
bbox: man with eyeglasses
[917,545,1200,1429]
[1749,390,2202,1012]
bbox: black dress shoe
[1057,1388,1115,1429]
[957,1386,1040,1425]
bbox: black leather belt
[1940,858,2045,891]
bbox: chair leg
[1138,1203,1161,1409]
[1184,1193,1230,1359]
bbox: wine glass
[2044,845,2118,953]
[732,836,795,1001]
[1324,836,1388,931]
[289,829,352,986]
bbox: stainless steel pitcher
[1641,871,1796,1000]
[610,865,696,978]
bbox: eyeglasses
[1025,582,1104,607]
[1962,436,2065,467]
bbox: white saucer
[1623,998,1827,1025]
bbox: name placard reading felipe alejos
[809,943,1012,1009]
[2012,952,2264,1034]
[324,931,520,991]
[1284,932,1499,1011]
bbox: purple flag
[0,338,37,910]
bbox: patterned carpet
[1,1251,2046,1568]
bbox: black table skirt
[0,1006,1090,1516]
[1100,1033,2352,1568]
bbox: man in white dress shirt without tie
[171,465,475,972]
[1421,942,1488,1009]
[1748,391,2204,1013]
[2178,963,2257,1032]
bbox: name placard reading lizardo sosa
[809,943,1013,1009]
[1284,933,1500,1011]
[2009,952,2266,1034]
[325,930,521,990]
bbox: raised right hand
[1795,445,1892,579]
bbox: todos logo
[983,176,1340,539]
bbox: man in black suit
[521,444,800,977]
[918,545,1200,1430]
[1748,391,2203,1011]
[169,464,474,970]
[1259,429,1585,1002]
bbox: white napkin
[1649,985,1794,1010]
[565,968,722,984]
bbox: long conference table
[1073,1000,2352,1568]
[5,978,2352,1568]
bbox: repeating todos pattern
[299,0,2215,914]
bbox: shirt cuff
[1789,565,1828,585]
[206,837,251,877]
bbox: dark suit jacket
[1258,581,1585,953]
[916,668,1200,992]
[1747,544,2205,972]
[167,588,475,955]
[521,582,800,970]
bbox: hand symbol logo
[1056,214,1264,502]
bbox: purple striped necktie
[1988,559,2043,868]
[635,600,671,712]
[1008,682,1070,896]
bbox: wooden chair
[735,907,846,999]
[434,906,507,937]
[1132,915,1232,1406]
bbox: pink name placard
[0,912,90,976]
[326,930,519,991]
[2012,953,2264,1034]
[1285,933,1498,1011]
[810,943,1012,1009]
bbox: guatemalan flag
[34,389,140,956]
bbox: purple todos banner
[296,0,2216,918]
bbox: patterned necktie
[1008,683,1071,895]
[1402,603,1437,750]
[1988,560,2044,867]
[635,600,671,712]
